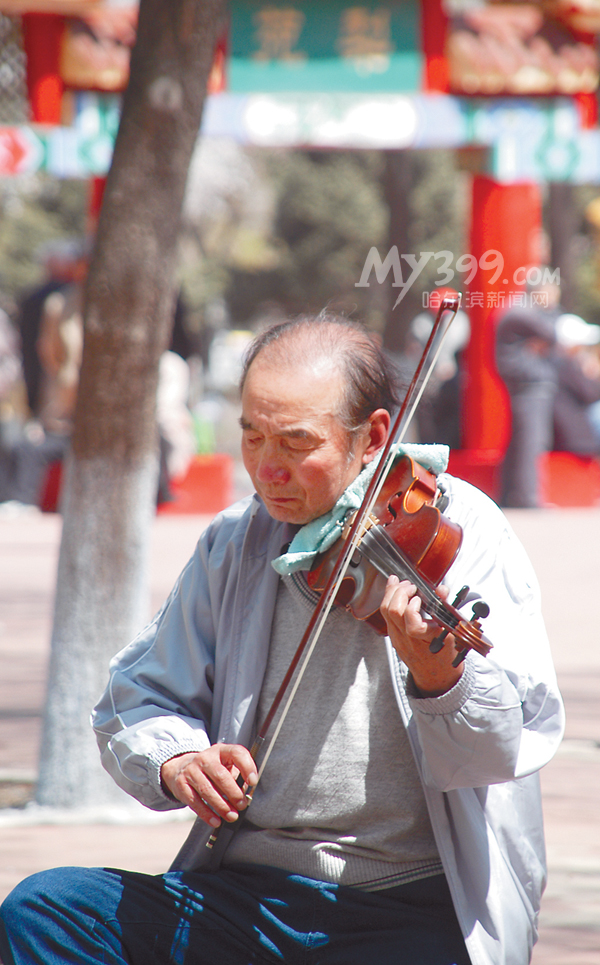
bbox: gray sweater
[223,573,443,890]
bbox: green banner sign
[229,0,422,93]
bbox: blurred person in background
[0,307,24,502]
[552,313,600,456]
[16,239,87,422]
[0,248,86,514]
[495,280,560,508]
[156,349,195,504]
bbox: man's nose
[255,445,290,484]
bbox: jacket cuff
[406,654,477,715]
[147,737,210,803]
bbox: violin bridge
[342,511,380,542]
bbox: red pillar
[449,176,543,498]
[22,13,64,124]
[464,176,543,450]
[420,0,449,93]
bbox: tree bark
[382,150,419,355]
[36,0,228,809]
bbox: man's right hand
[160,744,258,828]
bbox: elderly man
[0,314,564,965]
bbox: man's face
[241,356,373,525]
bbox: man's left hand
[380,575,464,697]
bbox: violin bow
[207,294,461,845]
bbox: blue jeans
[0,864,470,965]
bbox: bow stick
[207,293,461,847]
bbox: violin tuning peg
[471,601,490,621]
[452,647,469,668]
[452,585,470,608]
[429,631,448,654]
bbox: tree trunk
[382,150,419,355]
[36,0,227,810]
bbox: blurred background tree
[0,176,86,312]
[177,144,467,350]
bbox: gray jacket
[92,473,565,965]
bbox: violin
[307,454,492,663]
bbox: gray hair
[240,312,402,431]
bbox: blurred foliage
[222,149,389,328]
[401,149,468,300]
[187,146,467,341]
[381,149,468,350]
[0,150,467,348]
[4,150,600,343]
[0,175,87,313]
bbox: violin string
[360,529,490,656]
[360,528,452,627]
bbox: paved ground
[0,505,599,963]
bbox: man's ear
[362,409,391,464]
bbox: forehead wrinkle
[245,358,346,427]
[243,360,343,418]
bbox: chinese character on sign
[337,7,394,59]
[531,291,549,308]
[468,291,484,308]
[509,292,527,308]
[252,8,306,62]
[487,292,506,309]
